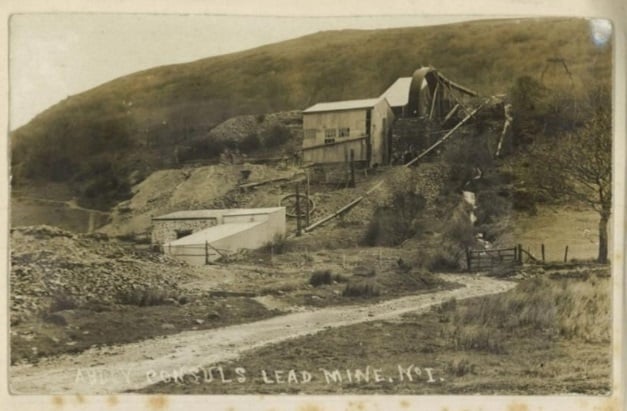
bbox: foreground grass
[141,270,611,394]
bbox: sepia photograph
[2,2,625,410]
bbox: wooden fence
[466,242,573,272]
[466,246,520,272]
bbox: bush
[260,233,291,255]
[342,279,380,298]
[115,287,177,307]
[362,169,426,246]
[512,189,538,214]
[240,133,261,153]
[261,124,291,148]
[308,270,347,287]
[309,270,333,287]
[440,134,493,192]
[427,250,460,272]
[475,190,511,225]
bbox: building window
[175,229,193,239]
[324,129,336,144]
[338,127,350,137]
[304,129,317,139]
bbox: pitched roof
[303,98,383,114]
[380,77,413,107]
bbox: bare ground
[9,274,514,394]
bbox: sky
[9,14,482,130]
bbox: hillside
[10,18,611,209]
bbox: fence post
[564,245,569,263]
[517,244,523,263]
[541,244,545,263]
[295,183,302,237]
[205,241,209,265]
[349,149,356,188]
[466,247,471,272]
[305,170,310,227]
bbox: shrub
[261,124,291,148]
[362,169,426,246]
[115,287,177,307]
[512,189,538,214]
[309,270,347,287]
[475,190,511,225]
[240,133,261,152]
[427,250,460,272]
[440,134,493,191]
[309,270,333,287]
[342,279,380,298]
[260,233,291,255]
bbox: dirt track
[9,274,515,394]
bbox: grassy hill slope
[10,18,611,209]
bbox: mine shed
[302,66,478,167]
[153,207,286,265]
[302,97,395,167]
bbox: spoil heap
[10,225,194,325]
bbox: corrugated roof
[166,221,264,246]
[380,77,412,107]
[303,98,382,114]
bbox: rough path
[9,274,515,394]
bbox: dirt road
[9,274,515,394]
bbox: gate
[466,246,521,272]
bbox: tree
[529,108,612,263]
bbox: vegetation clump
[342,278,380,298]
[445,275,610,355]
[309,270,347,287]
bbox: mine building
[152,207,285,265]
[301,97,395,167]
[302,66,477,166]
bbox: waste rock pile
[10,225,194,325]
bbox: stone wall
[151,218,218,245]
